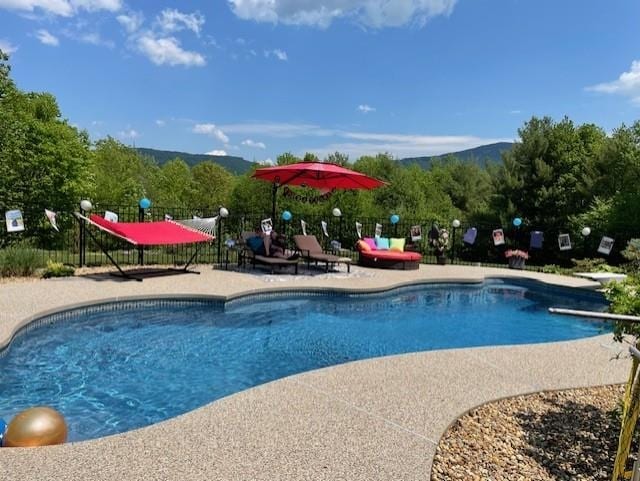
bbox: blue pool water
[0,280,609,441]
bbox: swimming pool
[0,280,609,442]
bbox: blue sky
[0,0,639,163]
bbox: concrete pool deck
[0,265,630,480]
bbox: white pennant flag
[261,218,273,235]
[44,209,59,232]
[321,220,329,237]
[5,210,25,232]
[300,219,308,236]
[104,210,118,223]
[597,236,614,255]
[355,221,362,239]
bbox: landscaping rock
[432,385,627,481]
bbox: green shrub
[622,239,640,273]
[42,260,75,278]
[571,257,621,273]
[541,264,563,274]
[0,243,44,277]
[604,277,640,342]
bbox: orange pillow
[356,239,371,252]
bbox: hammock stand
[74,213,215,281]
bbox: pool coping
[0,274,604,355]
[0,266,629,481]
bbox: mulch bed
[432,385,628,481]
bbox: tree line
[1,49,639,254]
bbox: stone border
[0,266,627,481]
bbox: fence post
[451,219,461,262]
[217,216,223,268]
[138,204,144,266]
[78,201,92,267]
[78,218,85,267]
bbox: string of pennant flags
[0,208,620,257]
[265,215,618,256]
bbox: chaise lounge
[293,234,351,273]
[356,237,421,270]
[239,231,299,274]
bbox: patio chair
[239,231,299,274]
[293,234,351,273]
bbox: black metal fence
[1,204,638,270]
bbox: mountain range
[136,148,255,175]
[398,142,513,169]
[137,142,514,175]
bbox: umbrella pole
[271,183,278,221]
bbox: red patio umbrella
[252,162,387,219]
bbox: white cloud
[193,123,229,143]
[157,8,205,36]
[155,119,166,127]
[35,29,59,46]
[206,149,227,156]
[357,104,375,113]
[218,120,509,159]
[311,133,511,159]
[586,60,640,105]
[118,128,139,139]
[117,11,144,33]
[229,0,457,28]
[79,31,113,48]
[242,139,266,149]
[0,0,121,16]
[509,109,521,114]
[264,48,287,60]
[70,0,120,12]
[136,33,206,67]
[0,0,73,16]
[219,122,335,137]
[0,39,18,54]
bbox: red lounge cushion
[359,249,421,261]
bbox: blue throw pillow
[246,236,266,255]
[375,237,390,250]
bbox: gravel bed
[432,384,627,481]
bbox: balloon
[281,210,292,221]
[513,217,522,227]
[139,198,151,209]
[0,418,6,447]
[4,407,68,447]
[390,214,400,225]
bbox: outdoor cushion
[389,238,406,252]
[246,236,266,255]
[363,237,377,250]
[356,239,371,252]
[375,237,390,250]
[359,249,421,261]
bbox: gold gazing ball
[4,407,68,448]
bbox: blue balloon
[139,198,151,209]
[0,418,6,447]
[282,210,292,221]
[390,214,400,225]
[513,217,522,227]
